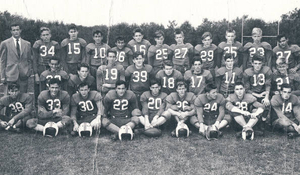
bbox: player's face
[193,61,202,72]
[281,87,292,100]
[69,29,78,40]
[116,40,125,50]
[49,83,60,97]
[252,34,262,44]
[225,58,234,70]
[78,67,89,79]
[133,55,144,67]
[8,88,20,99]
[116,84,126,97]
[163,65,173,76]
[107,52,117,64]
[234,85,245,98]
[176,85,186,98]
[49,60,60,72]
[78,85,90,98]
[93,33,103,44]
[278,37,288,48]
[150,84,161,96]
[175,34,184,44]
[277,64,288,74]
[202,36,212,47]
[133,32,143,43]
[225,32,236,44]
[252,60,263,72]
[208,89,217,100]
[11,26,21,38]
[40,30,51,42]
[155,36,164,46]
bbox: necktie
[16,38,20,57]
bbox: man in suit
[0,23,32,93]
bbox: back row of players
[1,23,300,140]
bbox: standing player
[0,83,33,132]
[70,83,103,136]
[97,50,125,96]
[170,29,194,74]
[111,36,133,70]
[127,28,151,64]
[155,60,183,95]
[61,24,87,74]
[184,58,213,95]
[26,78,71,136]
[148,30,172,75]
[86,30,111,77]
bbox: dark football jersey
[165,92,196,111]
[226,93,264,112]
[97,63,125,92]
[215,67,243,95]
[194,44,218,70]
[0,93,33,118]
[38,90,70,112]
[111,46,133,69]
[243,42,272,68]
[194,93,225,116]
[271,94,300,119]
[140,91,167,117]
[68,74,96,95]
[86,43,111,67]
[184,69,213,95]
[40,69,69,91]
[218,41,243,67]
[273,44,300,69]
[271,72,300,93]
[61,38,87,63]
[170,43,194,67]
[127,39,151,63]
[155,69,183,95]
[243,66,272,94]
[147,44,172,67]
[33,40,60,66]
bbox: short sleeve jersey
[194,93,225,116]
[33,40,60,65]
[127,39,151,60]
[194,44,218,70]
[147,44,172,67]
[111,46,133,68]
[218,41,243,66]
[38,90,70,111]
[215,67,243,94]
[40,69,69,90]
[97,64,124,86]
[226,93,264,112]
[0,93,33,118]
[243,42,272,68]
[155,69,183,95]
[184,69,213,95]
[61,38,87,63]
[271,94,300,119]
[273,44,300,69]
[86,43,111,67]
[165,92,196,111]
[140,91,167,117]
[243,66,272,94]
[170,43,194,67]
[271,72,300,92]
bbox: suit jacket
[0,37,32,81]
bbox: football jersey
[272,44,300,69]
[184,69,213,95]
[38,90,70,114]
[103,90,138,117]
[127,39,151,63]
[243,42,272,68]
[215,66,243,95]
[226,93,264,112]
[125,64,153,94]
[271,94,300,119]
[165,92,196,111]
[32,40,60,67]
[71,91,102,118]
[155,69,183,95]
[97,63,125,92]
[86,43,111,67]
[140,91,167,117]
[217,41,243,67]
[40,69,69,91]
[194,44,218,70]
[68,74,96,95]
[243,66,272,94]
[61,38,87,63]
[147,44,172,67]
[271,72,300,93]
[170,43,194,67]
[0,93,33,119]
[111,46,133,69]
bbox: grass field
[1,127,300,175]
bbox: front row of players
[1,76,300,140]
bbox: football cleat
[242,127,254,140]
[118,125,134,141]
[175,122,190,137]
[43,122,59,137]
[205,125,220,141]
[78,122,93,137]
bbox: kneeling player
[271,83,300,138]
[26,78,71,137]
[102,80,142,140]
[0,83,33,132]
[226,82,264,140]
[194,84,231,140]
[70,83,103,137]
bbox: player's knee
[132,109,142,116]
[26,118,38,129]
[274,118,292,128]
[161,111,171,121]
[131,116,140,126]
[101,117,111,128]
[61,115,72,125]
[224,114,232,124]
[189,115,199,125]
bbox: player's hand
[0,121,8,128]
[144,121,153,130]
[103,83,112,88]
[199,123,205,135]
[73,123,79,132]
[179,111,189,120]
[214,121,220,129]
[91,118,101,131]
[242,111,251,116]
[183,106,193,111]
[250,113,258,119]
[8,118,15,126]
[262,97,270,106]
[289,67,297,74]
[35,74,40,84]
[53,108,63,117]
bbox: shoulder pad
[78,38,87,47]
[186,43,193,48]
[86,43,95,52]
[61,38,69,47]
[290,45,300,53]
[218,42,227,49]
[244,42,254,50]
[33,40,43,48]
[170,44,176,50]
[215,67,225,76]
[261,42,272,50]
[211,44,218,50]
[273,46,280,52]
[60,70,69,79]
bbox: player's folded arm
[271,99,290,121]
[196,106,204,124]
[216,105,225,122]
[13,95,33,121]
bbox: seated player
[243,27,272,70]
[272,34,300,73]
[215,53,243,97]
[68,63,96,95]
[0,83,33,132]
[97,50,125,96]
[160,81,196,137]
[147,30,172,75]
[111,36,133,70]
[184,58,213,95]
[271,83,300,138]
[102,80,142,140]
[226,82,264,140]
[70,83,103,136]
[139,79,168,130]
[26,78,71,136]
[155,60,183,95]
[40,57,69,91]
[194,84,231,139]
[86,30,111,77]
[170,29,194,74]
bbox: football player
[127,28,151,64]
[86,30,111,77]
[271,83,300,138]
[147,30,172,75]
[0,83,33,132]
[102,80,141,140]
[215,53,243,97]
[184,58,213,95]
[111,36,133,70]
[61,24,87,74]
[139,79,168,130]
[243,27,272,70]
[272,34,300,73]
[97,50,125,96]
[68,63,96,95]
[40,57,69,91]
[226,82,264,139]
[155,60,183,95]
[170,29,194,74]
[26,78,71,136]
[70,82,103,136]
